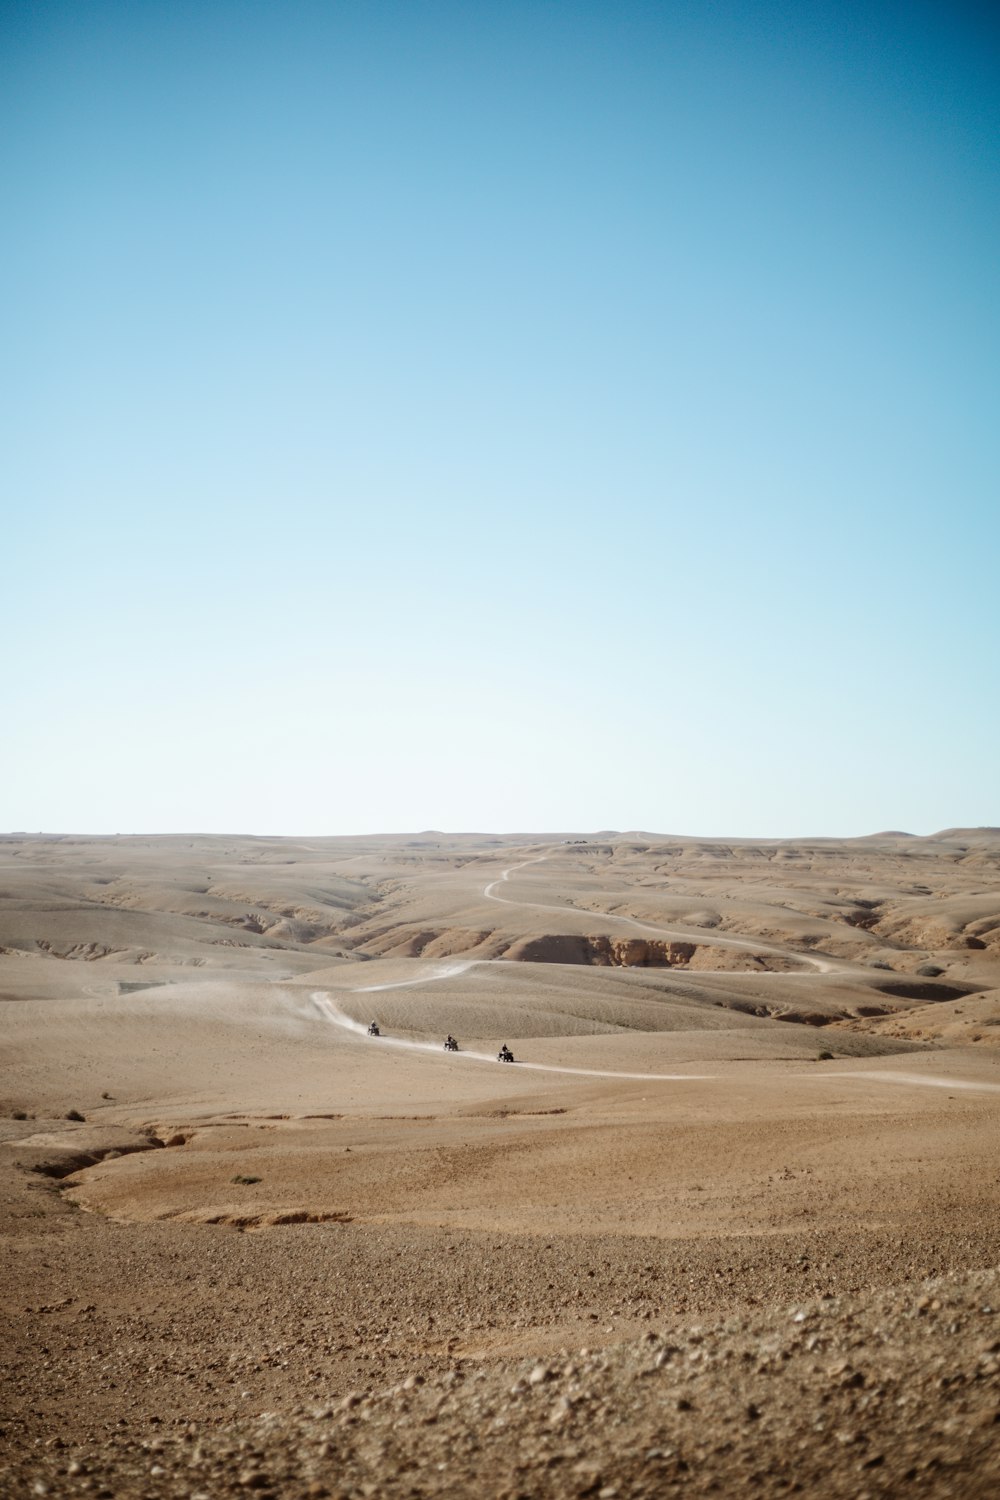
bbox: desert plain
[1,827,999,1498]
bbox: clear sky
[2,0,998,838]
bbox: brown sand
[1,829,998,1496]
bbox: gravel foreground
[6,1266,999,1499]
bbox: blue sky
[2,0,998,837]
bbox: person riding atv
[444,1035,459,1052]
[497,1044,514,1063]
[367,1021,380,1037]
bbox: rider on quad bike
[368,1021,381,1037]
[444,1035,459,1052]
[497,1043,514,1063]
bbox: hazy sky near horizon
[3,0,998,839]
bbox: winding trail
[799,1070,1000,1094]
[351,960,479,994]
[310,991,713,1082]
[485,853,843,974]
[308,849,998,1094]
[311,987,1000,1093]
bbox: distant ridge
[928,827,1000,841]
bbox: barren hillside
[2,831,998,1497]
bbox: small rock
[528,1364,552,1386]
[571,1460,603,1492]
[549,1399,572,1427]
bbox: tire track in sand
[311,855,993,1093]
[484,853,844,974]
[310,992,712,1082]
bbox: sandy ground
[1,828,999,1496]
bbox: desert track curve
[311,989,1000,1096]
[310,992,713,1082]
[483,852,845,974]
[311,851,998,1093]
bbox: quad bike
[367,1022,381,1037]
[497,1045,514,1063]
[444,1036,459,1052]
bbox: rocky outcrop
[501,935,695,966]
[8,1125,164,1180]
[591,937,697,967]
[349,927,806,971]
[353,927,503,960]
[501,936,801,971]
